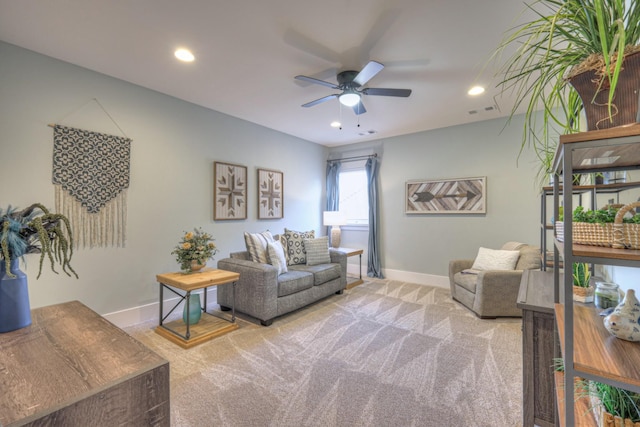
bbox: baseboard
[103,288,217,329]
[381,268,449,289]
[108,270,449,329]
[348,264,449,289]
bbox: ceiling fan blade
[362,88,412,97]
[295,75,339,89]
[351,101,366,115]
[353,61,384,86]
[302,94,338,108]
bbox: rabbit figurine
[604,289,640,342]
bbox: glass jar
[595,282,621,312]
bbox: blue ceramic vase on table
[0,258,32,333]
[183,293,202,325]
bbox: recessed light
[174,48,195,62]
[468,86,485,96]
[330,121,341,128]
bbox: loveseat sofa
[217,230,347,326]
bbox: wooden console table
[0,300,170,426]
[517,270,556,427]
[155,268,239,348]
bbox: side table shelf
[155,268,240,349]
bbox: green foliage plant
[171,228,218,272]
[572,262,591,287]
[573,205,640,224]
[0,204,77,279]
[492,0,640,186]
[576,379,640,422]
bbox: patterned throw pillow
[267,240,288,275]
[284,228,315,265]
[244,231,274,264]
[304,236,331,266]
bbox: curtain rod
[327,153,377,164]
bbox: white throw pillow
[267,240,288,275]
[244,231,274,264]
[471,247,520,271]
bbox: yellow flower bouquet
[171,228,218,272]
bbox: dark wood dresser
[0,300,170,426]
[517,270,556,427]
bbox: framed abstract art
[257,168,283,219]
[214,162,247,220]
[405,176,486,214]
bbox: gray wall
[332,115,542,279]
[0,41,327,315]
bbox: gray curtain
[325,161,341,235]
[326,161,341,211]
[365,157,383,278]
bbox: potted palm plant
[493,0,640,186]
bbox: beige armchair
[448,242,541,318]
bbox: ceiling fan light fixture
[174,48,195,62]
[339,92,360,107]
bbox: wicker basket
[568,50,640,131]
[554,202,640,249]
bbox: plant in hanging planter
[171,228,218,273]
[0,204,77,279]
[492,0,640,187]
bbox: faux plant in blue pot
[0,204,77,333]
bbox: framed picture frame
[213,161,247,220]
[405,176,486,214]
[257,168,283,219]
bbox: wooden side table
[155,268,239,348]
[335,247,364,289]
[0,301,169,426]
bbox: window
[339,168,369,226]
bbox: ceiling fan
[295,61,411,115]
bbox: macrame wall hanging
[50,99,132,249]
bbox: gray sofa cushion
[453,272,477,294]
[289,263,340,286]
[277,270,314,297]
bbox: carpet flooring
[125,278,523,427]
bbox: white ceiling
[0,0,531,147]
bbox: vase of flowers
[171,228,218,273]
[0,204,77,333]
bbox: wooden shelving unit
[552,124,640,426]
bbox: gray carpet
[125,279,523,427]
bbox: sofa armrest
[473,270,524,317]
[448,259,474,299]
[329,249,348,288]
[216,257,279,322]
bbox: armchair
[448,242,541,318]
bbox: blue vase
[182,293,202,325]
[0,258,32,333]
